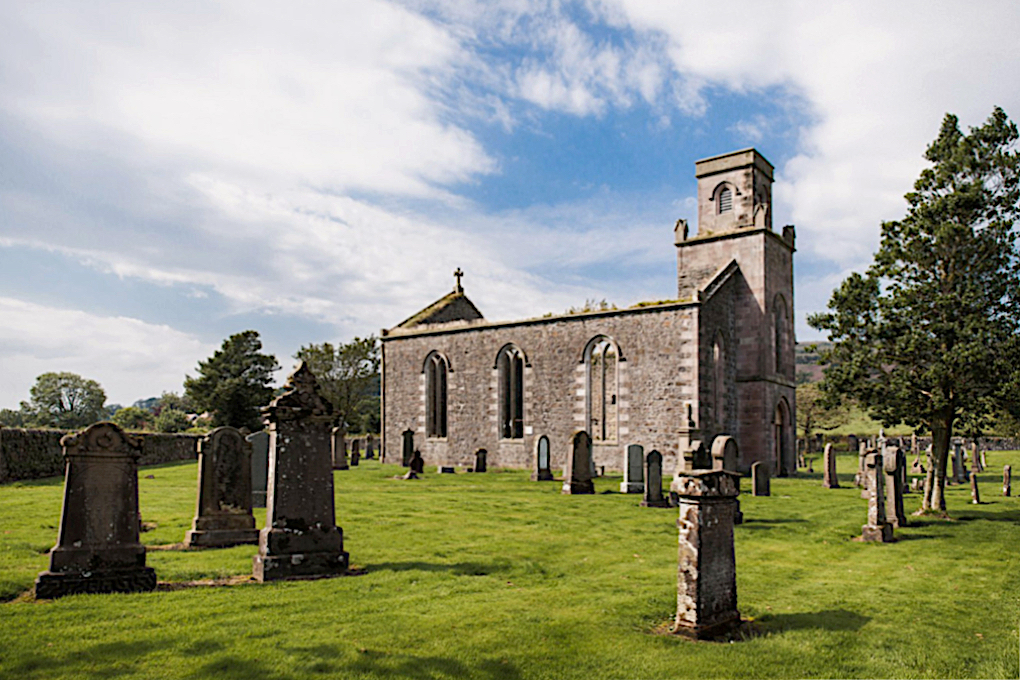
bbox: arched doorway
[773,398,793,476]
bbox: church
[379,148,796,476]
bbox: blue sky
[2,0,1020,408]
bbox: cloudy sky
[1,0,1019,409]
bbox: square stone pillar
[671,469,742,639]
[861,452,893,543]
[35,422,157,599]
[185,427,259,548]
[883,446,907,528]
[254,362,349,582]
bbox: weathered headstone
[847,434,859,454]
[751,461,770,497]
[562,430,595,495]
[671,468,742,639]
[364,434,376,459]
[474,448,487,472]
[883,446,907,529]
[981,449,988,471]
[401,429,415,467]
[185,427,259,548]
[403,450,424,479]
[621,444,645,493]
[532,436,554,481]
[1004,465,1012,497]
[952,442,966,484]
[676,403,709,472]
[350,439,361,467]
[856,442,868,490]
[710,436,742,524]
[970,471,981,504]
[253,362,348,582]
[641,450,670,507]
[247,430,269,507]
[823,443,840,489]
[861,452,894,543]
[332,427,349,470]
[970,442,982,473]
[35,422,157,599]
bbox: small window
[718,187,733,213]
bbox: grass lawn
[2,453,1019,679]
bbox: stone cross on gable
[454,268,464,293]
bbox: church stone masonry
[380,149,796,476]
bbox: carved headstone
[710,436,742,523]
[621,444,644,493]
[883,446,907,529]
[641,450,670,507]
[474,448,487,472]
[247,430,269,508]
[253,362,348,582]
[35,422,157,599]
[952,442,966,484]
[401,429,415,467]
[532,436,554,481]
[859,445,872,498]
[185,427,259,548]
[861,452,894,543]
[823,443,840,489]
[970,471,981,504]
[332,427,349,470]
[364,434,376,459]
[350,439,361,467]
[751,461,770,497]
[671,469,742,639]
[562,431,595,495]
[1004,465,1012,497]
[847,434,859,454]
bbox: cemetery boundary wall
[0,427,200,484]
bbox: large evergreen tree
[809,107,1020,515]
[184,331,280,432]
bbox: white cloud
[0,298,214,408]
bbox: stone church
[380,148,796,476]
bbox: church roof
[395,290,484,329]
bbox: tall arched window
[497,345,525,439]
[425,352,448,438]
[713,333,726,428]
[585,337,619,442]
[773,294,789,376]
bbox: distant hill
[795,342,831,384]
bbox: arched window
[713,333,726,427]
[718,186,733,214]
[425,353,448,438]
[497,345,525,439]
[773,294,789,376]
[585,337,619,442]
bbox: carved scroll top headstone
[59,422,142,459]
[263,361,333,420]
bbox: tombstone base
[402,471,420,480]
[860,523,894,543]
[640,498,671,508]
[252,491,267,508]
[620,482,644,494]
[185,528,260,548]
[252,550,349,582]
[34,566,157,599]
[438,466,456,474]
[671,612,742,640]
[562,480,595,494]
[333,464,350,471]
[531,470,555,481]
[734,501,744,525]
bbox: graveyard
[1,448,1018,679]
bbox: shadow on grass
[10,639,178,679]
[366,561,507,576]
[347,650,522,680]
[757,609,869,632]
[739,518,807,525]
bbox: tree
[809,107,1020,515]
[20,372,107,429]
[0,408,26,427]
[294,336,380,432]
[184,331,280,432]
[112,406,151,431]
[153,408,190,433]
[795,381,849,450]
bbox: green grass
[2,454,1020,679]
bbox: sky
[2,0,1019,409]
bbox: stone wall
[0,427,200,483]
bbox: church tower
[675,148,796,475]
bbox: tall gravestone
[253,362,349,582]
[671,468,742,639]
[474,448,487,472]
[1003,465,1011,497]
[401,429,415,467]
[823,443,840,489]
[641,450,670,507]
[185,427,259,548]
[562,431,595,495]
[859,445,873,498]
[970,442,982,473]
[883,446,907,529]
[35,422,157,599]
[332,427,349,470]
[861,452,894,542]
[365,434,376,459]
[970,470,981,504]
[847,434,859,455]
[621,444,645,493]
[532,436,554,481]
[952,442,966,484]
[751,461,770,497]
[710,436,741,523]
[247,430,269,508]
[351,439,361,466]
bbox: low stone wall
[807,434,1020,454]
[0,427,200,484]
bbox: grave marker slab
[751,461,770,496]
[641,450,670,507]
[531,436,554,481]
[474,448,487,472]
[247,430,269,507]
[883,446,907,528]
[621,444,644,493]
[861,452,894,542]
[332,428,349,470]
[823,443,840,489]
[185,427,259,548]
[401,429,415,467]
[562,431,595,494]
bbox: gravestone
[676,403,709,473]
[981,449,988,470]
[409,450,425,474]
[253,362,348,582]
[474,448,487,472]
[247,430,270,507]
[641,450,670,507]
[856,442,868,489]
[532,436,554,481]
[751,461,770,497]
[621,444,644,493]
[952,442,966,484]
[970,442,982,473]
[1004,465,1011,497]
[350,439,361,467]
[970,470,981,504]
[365,434,376,459]
[35,422,157,599]
[332,427,349,470]
[671,468,742,639]
[401,429,415,467]
[859,445,872,498]
[710,436,742,523]
[185,427,259,548]
[861,452,894,542]
[823,443,840,489]
[883,446,907,529]
[562,431,595,495]
[847,434,859,454]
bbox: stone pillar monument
[332,427,349,470]
[883,446,907,528]
[185,427,259,548]
[531,436,554,481]
[671,469,742,639]
[861,452,894,543]
[35,422,157,599]
[641,450,670,508]
[823,443,840,489]
[1004,465,1012,497]
[254,362,349,582]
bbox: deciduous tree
[20,372,107,429]
[294,336,379,432]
